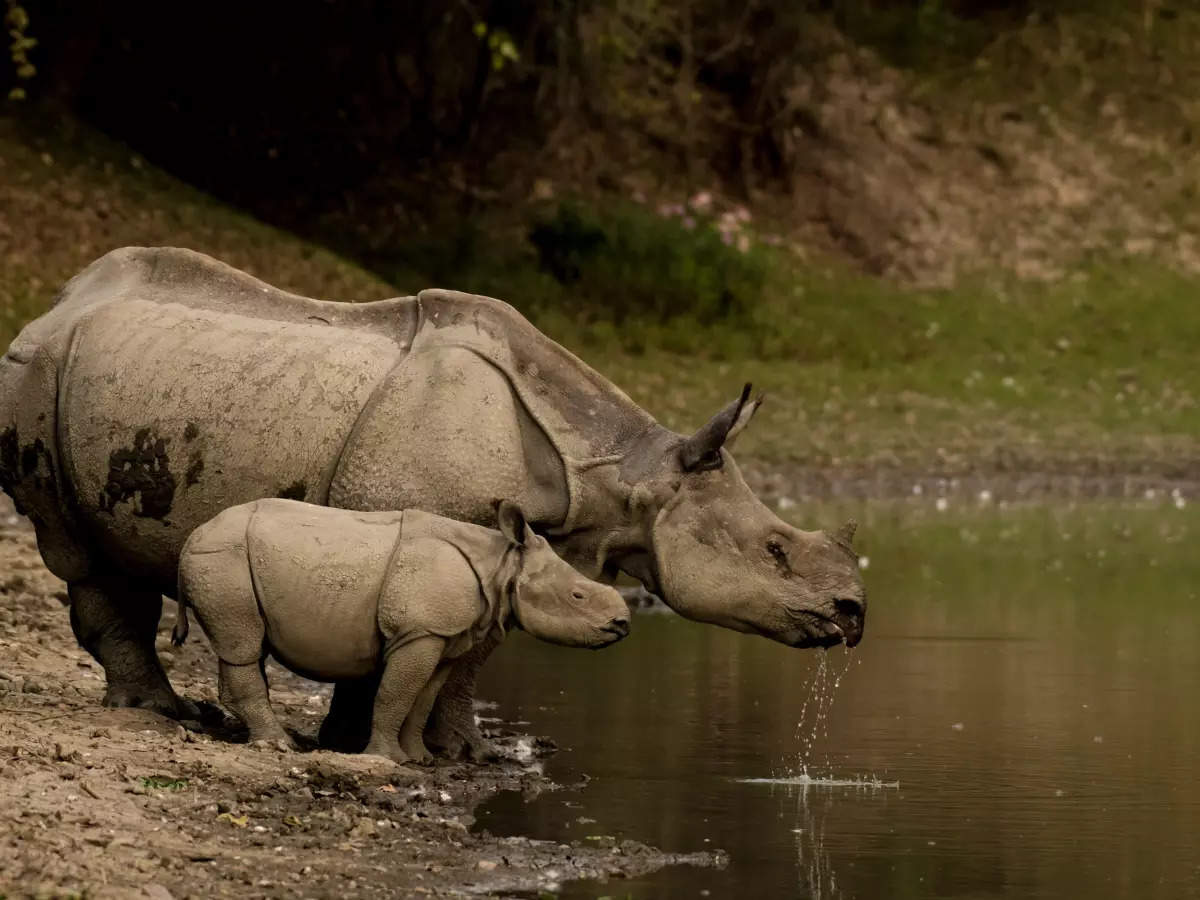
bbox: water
[474,501,1200,899]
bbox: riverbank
[2,111,1197,494]
[0,507,724,899]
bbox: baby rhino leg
[399,662,453,764]
[364,636,445,765]
[219,660,290,745]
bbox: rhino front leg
[68,574,198,719]
[364,636,445,765]
[319,676,378,752]
[398,661,453,764]
[425,633,501,763]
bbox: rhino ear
[680,383,758,471]
[835,519,858,546]
[496,501,529,548]
[723,391,763,450]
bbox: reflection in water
[794,786,840,900]
[474,502,1200,899]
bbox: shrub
[526,201,769,327]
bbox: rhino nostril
[607,617,630,637]
[834,597,863,619]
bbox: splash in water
[792,649,855,779]
[736,648,898,789]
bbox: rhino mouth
[590,623,631,649]
[765,612,852,649]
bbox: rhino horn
[680,383,762,470]
[835,519,858,546]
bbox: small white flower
[978,489,992,504]
[857,555,870,570]
[936,497,949,512]
[777,496,796,511]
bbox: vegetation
[2,2,1198,485]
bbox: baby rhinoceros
[172,498,631,763]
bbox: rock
[348,817,377,838]
[21,677,44,694]
[143,885,174,900]
[476,859,499,871]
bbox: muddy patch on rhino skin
[99,428,176,519]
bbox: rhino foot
[466,739,501,764]
[102,682,199,720]
[320,679,376,753]
[318,716,371,753]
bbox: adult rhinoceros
[0,247,866,758]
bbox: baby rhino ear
[496,500,530,548]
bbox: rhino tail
[172,599,190,647]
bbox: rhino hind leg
[424,635,501,763]
[68,575,198,719]
[219,659,292,746]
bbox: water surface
[475,501,1200,898]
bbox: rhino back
[244,500,400,681]
[58,298,403,584]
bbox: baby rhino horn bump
[836,519,857,545]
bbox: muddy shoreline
[0,513,724,899]
[1,463,1191,898]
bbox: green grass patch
[359,192,1200,472]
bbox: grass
[1,108,1197,485]
[367,201,1200,477]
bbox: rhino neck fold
[546,447,663,582]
